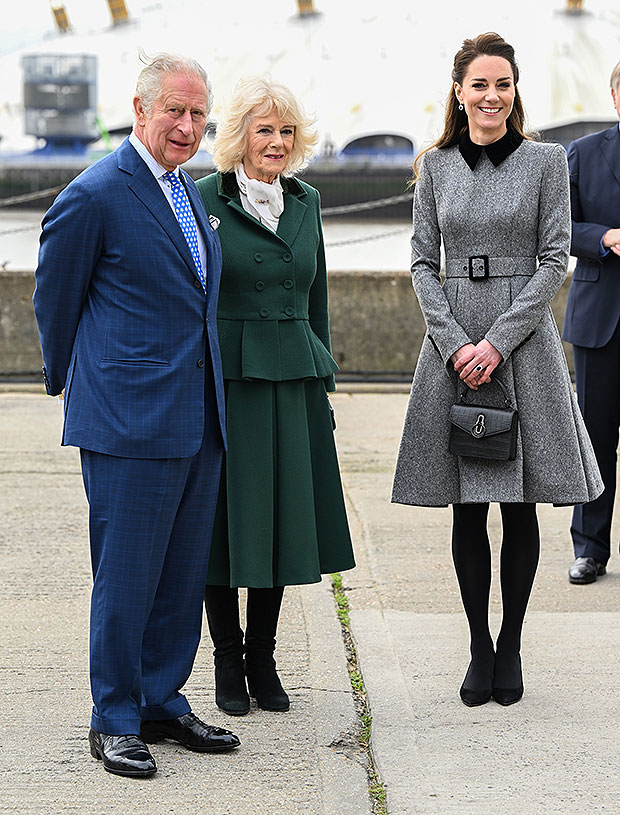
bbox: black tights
[451,502,540,689]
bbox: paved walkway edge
[300,578,371,814]
[350,607,439,815]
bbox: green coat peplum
[196,171,338,390]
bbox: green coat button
[282,252,292,262]
[254,253,264,263]
[282,279,293,289]
[255,281,265,291]
[284,306,294,317]
[259,307,269,318]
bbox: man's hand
[602,227,620,257]
[451,340,502,390]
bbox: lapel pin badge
[208,215,220,230]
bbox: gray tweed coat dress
[392,138,604,507]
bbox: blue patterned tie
[162,171,206,292]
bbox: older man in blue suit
[563,58,620,585]
[33,54,239,777]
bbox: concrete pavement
[333,390,620,815]
[0,390,368,815]
[1,387,619,814]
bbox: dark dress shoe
[140,712,240,752]
[459,656,494,707]
[568,556,606,584]
[492,651,524,706]
[460,686,492,707]
[88,729,156,777]
[492,685,524,706]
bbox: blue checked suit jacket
[33,137,226,458]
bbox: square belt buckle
[468,255,489,280]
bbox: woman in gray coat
[392,33,603,707]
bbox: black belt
[445,255,537,280]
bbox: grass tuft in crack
[331,572,388,815]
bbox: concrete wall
[330,269,574,379]
[0,269,574,380]
[0,271,43,377]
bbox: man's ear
[133,96,146,126]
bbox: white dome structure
[0,0,619,156]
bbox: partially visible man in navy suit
[33,53,239,777]
[563,58,620,585]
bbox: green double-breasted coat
[196,171,355,587]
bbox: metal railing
[0,186,413,245]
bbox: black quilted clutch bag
[449,377,518,461]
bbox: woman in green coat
[197,76,355,715]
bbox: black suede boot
[205,585,250,716]
[245,587,290,712]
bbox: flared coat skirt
[392,288,603,507]
[207,377,355,587]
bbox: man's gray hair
[135,52,213,116]
[610,59,620,92]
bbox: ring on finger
[474,365,483,372]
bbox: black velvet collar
[458,128,524,170]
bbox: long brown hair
[412,32,529,181]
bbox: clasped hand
[603,227,620,257]
[451,339,502,390]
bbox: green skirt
[207,378,355,588]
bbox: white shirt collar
[235,163,284,232]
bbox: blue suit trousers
[80,387,222,735]
[571,320,620,564]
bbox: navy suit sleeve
[568,139,610,261]
[33,182,103,395]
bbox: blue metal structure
[22,53,98,154]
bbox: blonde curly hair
[213,75,318,176]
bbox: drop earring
[458,103,464,111]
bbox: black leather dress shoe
[140,712,240,753]
[88,729,157,777]
[568,556,606,584]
